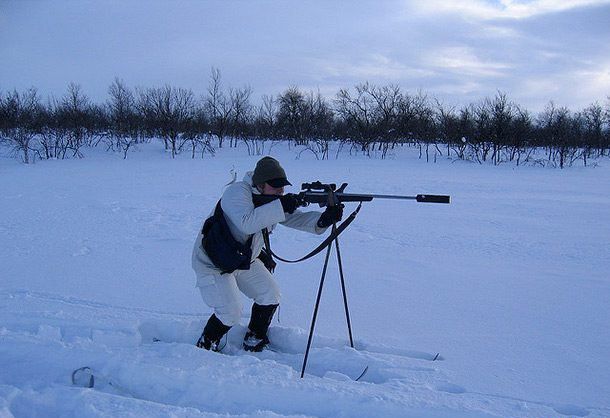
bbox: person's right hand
[279,193,299,214]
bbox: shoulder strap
[263,203,362,263]
[262,227,272,253]
[205,199,253,246]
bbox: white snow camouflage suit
[192,171,326,326]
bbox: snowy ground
[1,142,609,418]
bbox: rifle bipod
[261,200,363,378]
[300,218,356,378]
[297,183,363,378]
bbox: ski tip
[355,365,369,382]
[432,353,440,361]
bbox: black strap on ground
[262,203,362,264]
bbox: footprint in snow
[72,246,92,256]
[553,404,590,417]
[434,382,467,394]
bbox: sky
[1,0,610,113]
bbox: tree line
[1,69,609,168]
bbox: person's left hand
[317,204,344,228]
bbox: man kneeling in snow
[192,156,343,352]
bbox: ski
[354,365,369,381]
[151,337,372,382]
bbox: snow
[1,142,609,418]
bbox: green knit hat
[252,156,291,187]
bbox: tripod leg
[301,242,333,378]
[333,225,354,348]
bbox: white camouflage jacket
[192,171,325,283]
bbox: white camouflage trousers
[197,259,281,327]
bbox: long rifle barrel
[298,192,450,206]
[251,182,451,208]
[366,194,450,204]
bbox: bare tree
[301,90,334,159]
[470,100,494,163]
[256,94,277,138]
[509,107,533,166]
[142,85,196,158]
[246,95,278,156]
[604,96,610,156]
[581,102,605,160]
[370,83,402,156]
[435,101,460,159]
[334,83,377,154]
[2,76,609,168]
[182,105,215,159]
[537,101,577,168]
[43,84,106,159]
[38,97,70,160]
[205,67,233,148]
[229,85,253,147]
[56,83,97,157]
[406,92,437,162]
[107,78,138,158]
[277,86,308,143]
[487,92,516,165]
[0,88,43,163]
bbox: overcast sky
[1,0,609,112]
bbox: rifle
[253,181,450,208]
[251,181,450,378]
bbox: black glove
[279,193,299,214]
[317,204,344,228]
[257,248,276,273]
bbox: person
[192,156,343,352]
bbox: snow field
[1,142,610,417]
[2,290,585,418]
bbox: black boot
[243,303,278,352]
[196,314,231,352]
